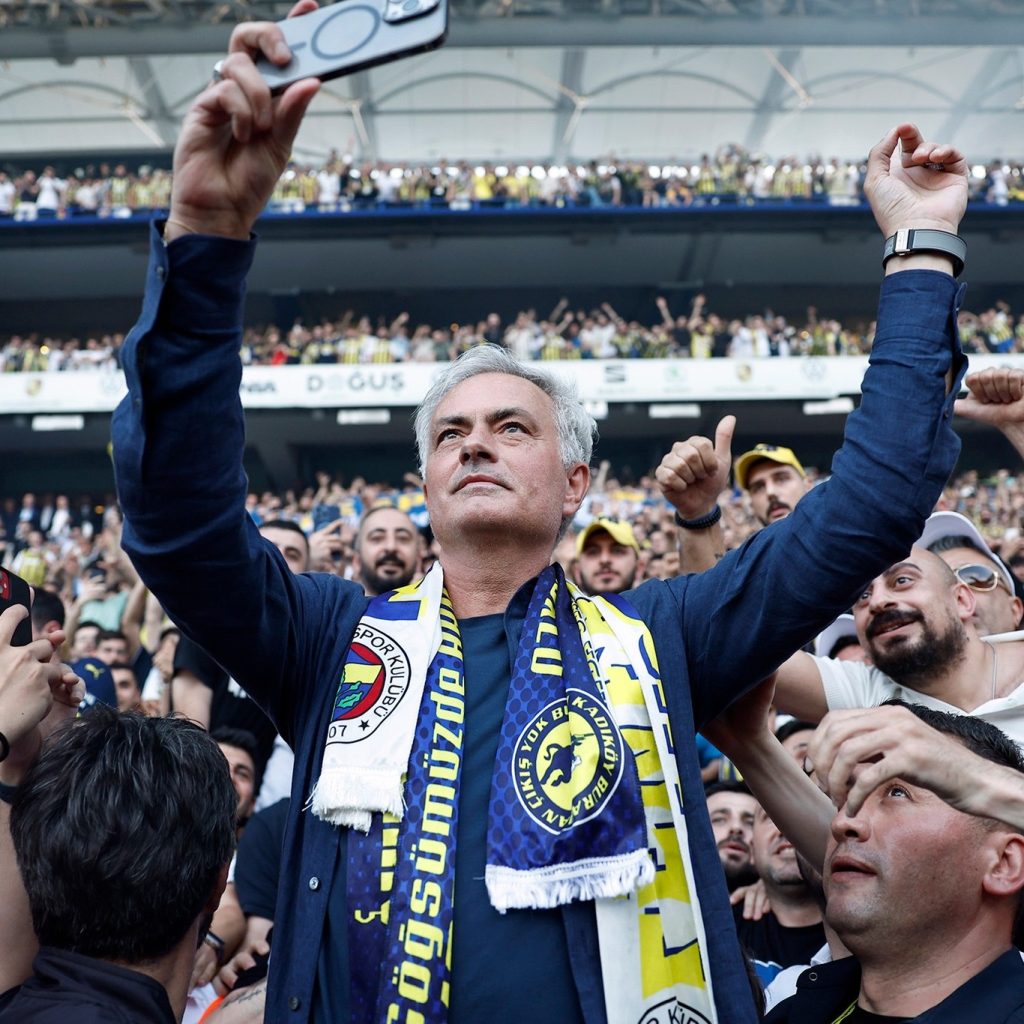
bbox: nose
[830,800,871,844]
[867,584,896,615]
[459,430,495,464]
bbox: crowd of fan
[5,295,1024,373]
[2,148,1021,222]
[6,452,1024,618]
[5,363,1024,1023]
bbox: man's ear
[563,462,590,518]
[981,832,1024,901]
[953,581,977,625]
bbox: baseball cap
[918,510,1018,597]
[734,444,806,491]
[72,655,116,708]
[814,614,858,659]
[576,517,640,556]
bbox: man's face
[112,667,141,712]
[824,774,998,949]
[218,742,256,823]
[261,526,310,575]
[746,461,808,526]
[752,805,803,890]
[96,636,128,665]
[853,549,969,687]
[779,727,815,766]
[707,791,758,884]
[71,624,99,659]
[423,373,586,551]
[355,508,420,596]
[936,546,1022,638]
[576,529,638,595]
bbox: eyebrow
[883,561,921,581]
[435,406,539,433]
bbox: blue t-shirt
[313,614,587,1024]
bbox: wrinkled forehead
[433,372,555,426]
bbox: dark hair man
[109,26,968,1022]
[353,506,421,596]
[1,707,237,1023]
[256,519,310,577]
[110,661,142,713]
[734,444,811,528]
[95,628,129,666]
[28,591,64,640]
[705,781,758,891]
[574,517,640,595]
[69,619,101,660]
[212,726,259,832]
[738,805,825,988]
[764,703,1024,1022]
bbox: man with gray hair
[110,13,968,1024]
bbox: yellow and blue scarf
[311,564,716,1024]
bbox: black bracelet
[0,731,9,765]
[204,931,226,964]
[0,780,18,806]
[674,505,723,530]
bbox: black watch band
[882,228,965,278]
[674,505,723,530]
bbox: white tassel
[485,849,655,913]
[307,767,405,831]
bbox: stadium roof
[2,0,1023,162]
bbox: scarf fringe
[308,767,405,833]
[484,848,655,913]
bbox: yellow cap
[576,517,640,556]
[734,444,806,491]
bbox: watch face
[383,0,441,24]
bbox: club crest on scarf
[513,688,624,834]
[329,622,412,743]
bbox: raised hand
[806,704,995,819]
[655,415,735,520]
[955,367,1024,427]
[167,0,321,242]
[864,123,968,239]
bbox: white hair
[413,345,597,476]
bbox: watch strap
[882,228,965,277]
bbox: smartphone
[0,567,33,647]
[312,503,342,531]
[251,0,448,95]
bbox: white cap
[815,613,858,659]
[917,511,1015,595]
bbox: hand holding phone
[249,0,447,94]
[0,568,32,647]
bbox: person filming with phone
[110,2,971,1020]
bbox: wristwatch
[882,228,966,277]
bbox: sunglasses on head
[953,563,1011,594]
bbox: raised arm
[655,416,734,573]
[0,609,82,994]
[676,124,969,725]
[111,6,364,740]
